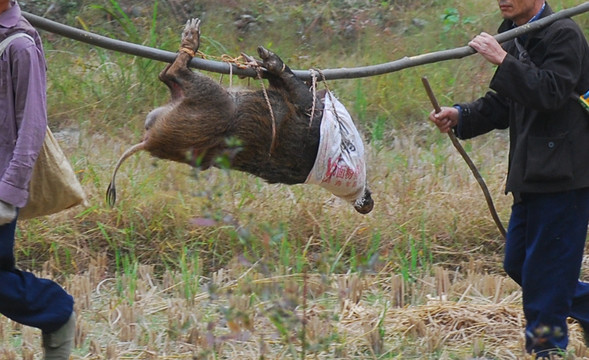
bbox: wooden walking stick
[422,76,507,239]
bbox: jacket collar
[498,2,554,34]
[0,1,20,29]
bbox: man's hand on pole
[469,32,508,65]
[429,106,459,133]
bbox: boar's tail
[106,142,146,207]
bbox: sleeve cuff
[452,104,466,138]
[0,181,29,208]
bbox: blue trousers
[0,215,73,333]
[504,188,589,356]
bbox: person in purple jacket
[0,1,75,358]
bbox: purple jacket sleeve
[0,38,47,208]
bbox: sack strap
[513,37,529,61]
[0,33,34,57]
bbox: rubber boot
[42,312,75,360]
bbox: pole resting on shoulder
[22,2,589,80]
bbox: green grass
[6,0,589,358]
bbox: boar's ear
[145,105,172,131]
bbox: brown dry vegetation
[2,0,589,359]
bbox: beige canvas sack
[19,128,87,219]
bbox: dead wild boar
[107,18,374,214]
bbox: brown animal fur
[107,18,373,214]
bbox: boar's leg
[157,19,202,101]
[146,18,234,167]
[256,46,317,116]
[158,18,231,104]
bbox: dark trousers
[0,215,73,333]
[504,188,589,355]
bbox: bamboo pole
[22,2,589,80]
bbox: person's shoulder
[550,17,584,34]
[2,36,37,59]
[3,26,40,54]
[541,17,587,45]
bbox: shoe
[42,312,75,360]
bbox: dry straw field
[2,0,589,359]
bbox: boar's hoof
[257,46,285,75]
[181,18,201,52]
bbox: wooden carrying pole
[22,2,589,80]
[422,76,507,239]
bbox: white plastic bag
[305,92,367,204]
